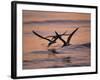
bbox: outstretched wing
[48,31,68,47]
[66,28,79,45]
[45,35,55,38]
[55,31,67,47]
[32,30,51,41]
[48,36,58,47]
[62,30,67,35]
[45,30,68,38]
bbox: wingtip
[32,30,35,33]
[76,27,79,29]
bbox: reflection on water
[23,44,90,69]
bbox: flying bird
[55,28,79,47]
[32,28,78,48]
[32,30,69,47]
[66,28,79,46]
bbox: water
[23,10,91,69]
[23,43,90,69]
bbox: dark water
[23,43,90,69]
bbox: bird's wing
[60,30,69,36]
[45,35,55,38]
[48,35,59,47]
[32,30,51,41]
[45,30,68,38]
[66,28,79,45]
[62,30,67,35]
[55,31,66,46]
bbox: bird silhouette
[32,28,78,48]
[55,28,79,47]
[66,28,79,46]
[32,30,69,47]
[32,30,55,47]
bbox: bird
[66,28,79,46]
[32,28,79,48]
[55,31,67,47]
[54,28,79,47]
[32,30,58,47]
[32,30,69,47]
